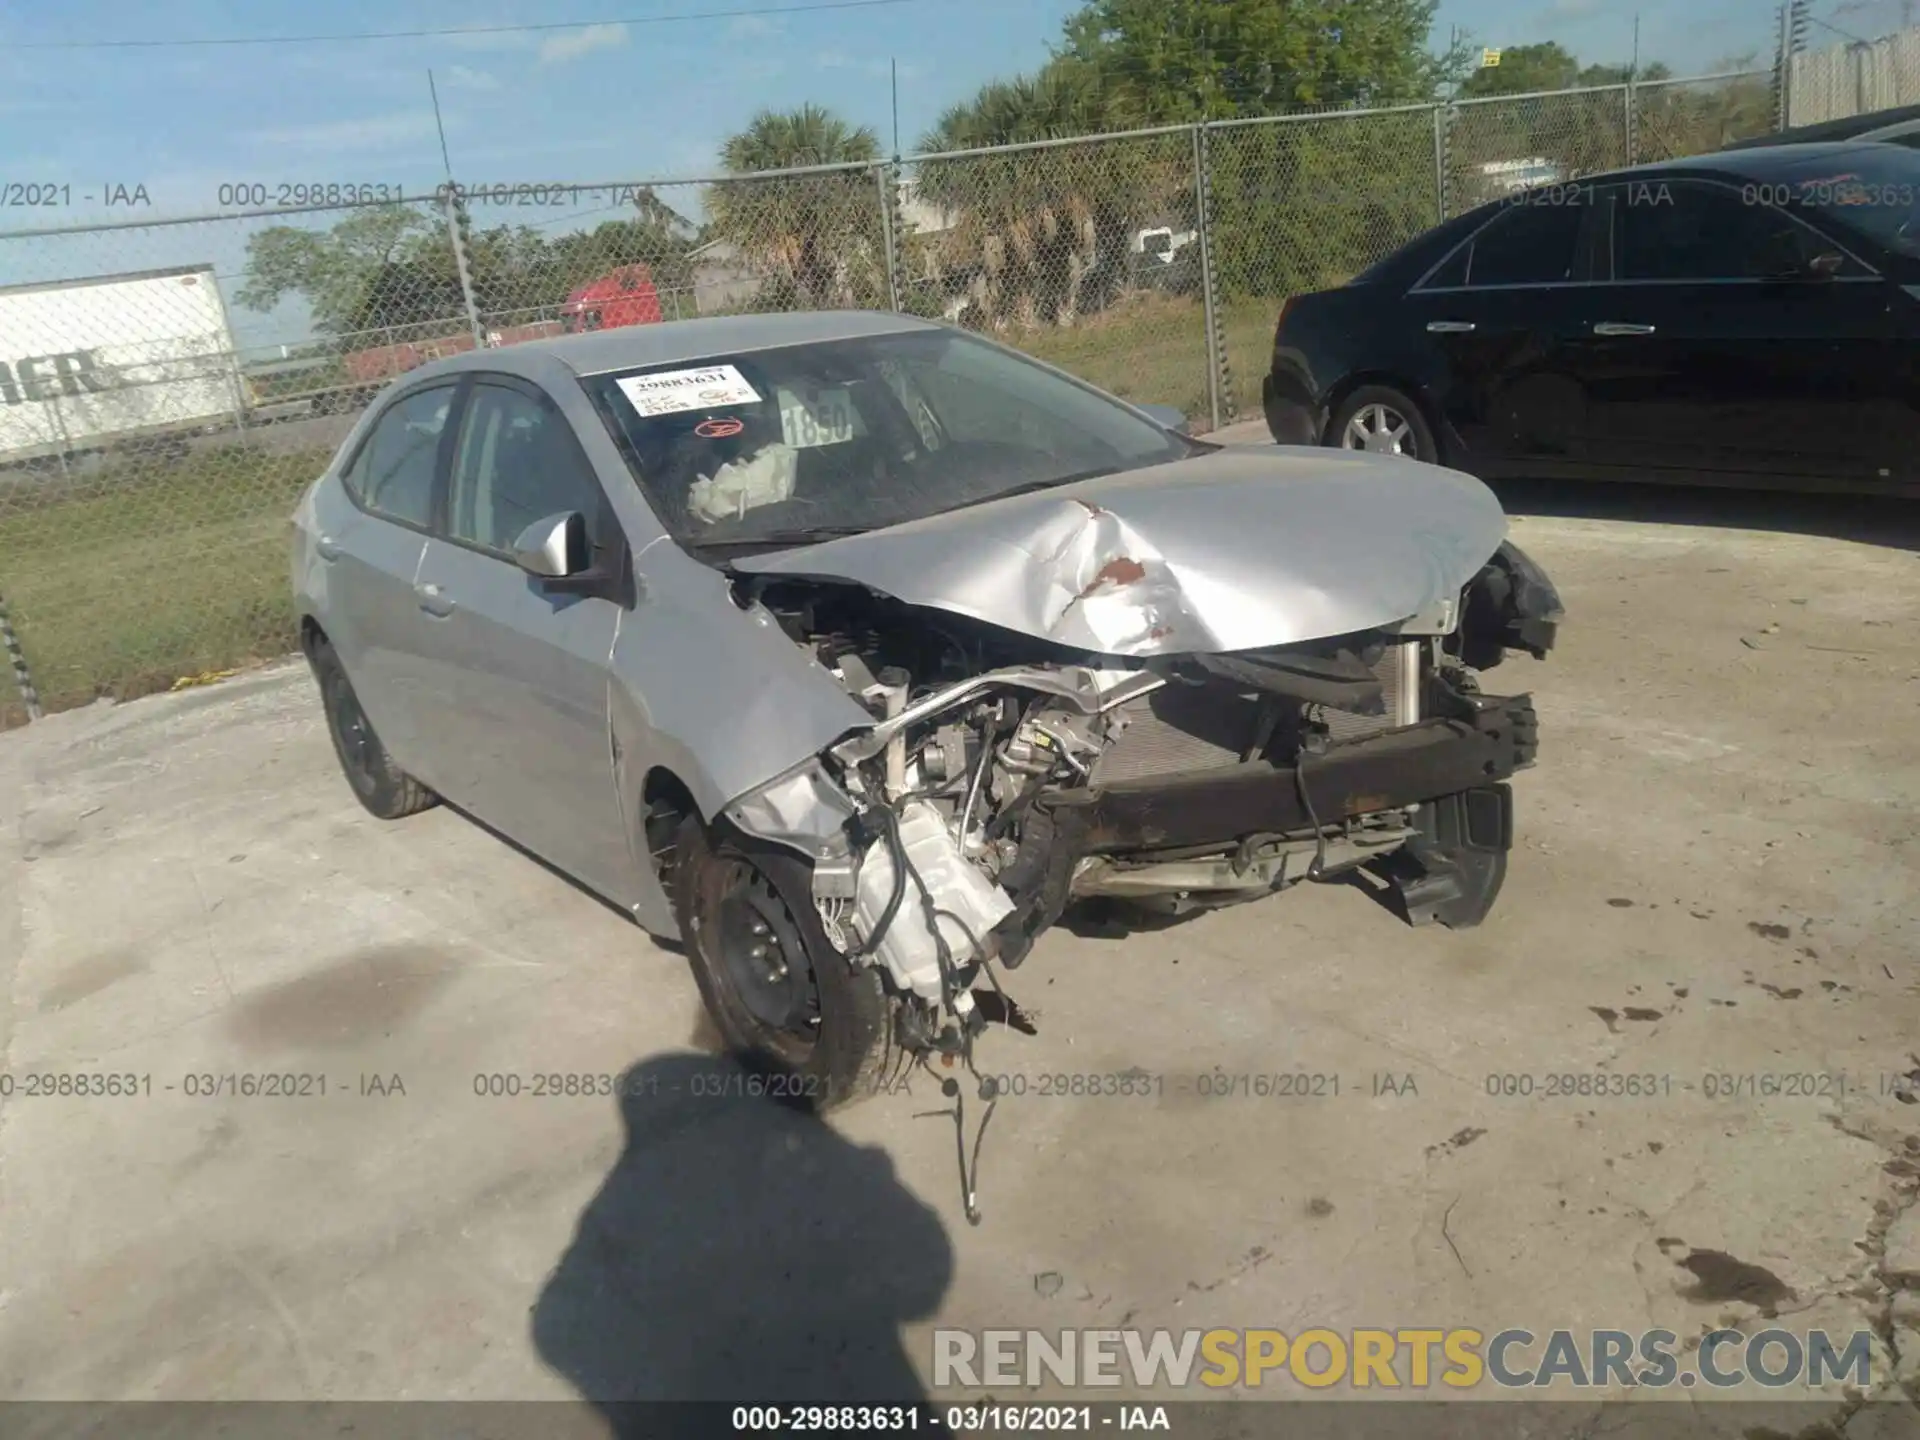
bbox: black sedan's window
[1461,203,1584,287]
[1618,182,1829,281]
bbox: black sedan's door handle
[1592,321,1657,336]
[1426,319,1477,333]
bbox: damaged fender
[607,544,874,934]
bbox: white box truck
[0,264,247,466]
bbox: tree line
[238,4,1772,347]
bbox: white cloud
[539,23,628,65]
[443,64,500,91]
[814,49,854,69]
[248,110,442,154]
[1548,0,1604,16]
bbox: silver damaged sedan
[292,310,1563,1110]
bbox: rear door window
[1460,203,1586,286]
[342,384,454,528]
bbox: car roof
[1342,141,1914,292]
[405,308,942,385]
[1579,140,1910,184]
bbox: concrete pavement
[2,473,1919,1429]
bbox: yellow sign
[1482,47,1502,67]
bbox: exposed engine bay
[722,541,1561,1078]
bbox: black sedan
[1262,142,1920,494]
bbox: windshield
[1764,145,1920,258]
[580,328,1195,549]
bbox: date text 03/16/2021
[729,1404,1172,1432]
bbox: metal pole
[1191,124,1224,433]
[876,162,901,312]
[1626,14,1640,162]
[0,589,42,722]
[1775,2,1793,129]
[1624,81,1636,165]
[1431,105,1449,222]
[440,185,486,349]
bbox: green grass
[0,296,1292,727]
[1013,293,1280,432]
[0,445,324,724]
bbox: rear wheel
[674,817,891,1111]
[308,637,437,820]
[1329,384,1437,463]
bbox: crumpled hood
[732,447,1509,655]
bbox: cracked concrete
[1,466,1919,1429]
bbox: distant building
[896,178,958,237]
[686,238,759,317]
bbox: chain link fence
[901,126,1214,428]
[0,67,1777,725]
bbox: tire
[674,816,892,1111]
[1328,384,1438,463]
[308,637,437,820]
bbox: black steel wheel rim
[325,672,378,793]
[711,857,820,1045]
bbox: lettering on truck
[0,350,116,405]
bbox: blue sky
[0,0,1786,347]
[1,0,1785,217]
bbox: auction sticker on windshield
[777,384,864,448]
[615,364,761,418]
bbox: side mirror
[1807,250,1844,278]
[1138,402,1189,434]
[511,511,590,579]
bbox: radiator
[1091,642,1421,785]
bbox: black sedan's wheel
[1329,385,1437,463]
[675,817,891,1111]
[308,637,437,820]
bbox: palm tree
[913,60,1176,327]
[706,104,885,310]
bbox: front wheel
[674,818,892,1111]
[1328,384,1437,463]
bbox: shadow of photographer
[531,1051,952,1426]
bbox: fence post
[1624,81,1637,164]
[0,589,42,722]
[875,161,902,313]
[1191,123,1228,433]
[439,183,487,348]
[1431,104,1450,223]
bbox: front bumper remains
[1050,690,1539,855]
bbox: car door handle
[414,582,455,618]
[1592,321,1657,336]
[1426,319,1476,333]
[315,534,341,561]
